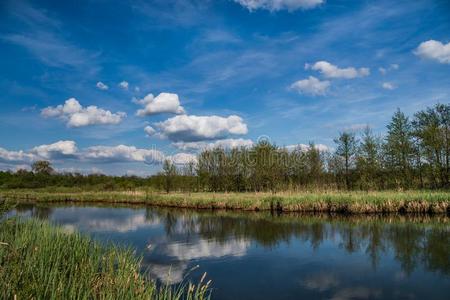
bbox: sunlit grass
[1,189,449,213]
[0,217,211,300]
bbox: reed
[1,189,449,213]
[0,217,211,300]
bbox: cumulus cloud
[234,0,324,11]
[290,76,330,96]
[135,93,185,116]
[415,40,450,64]
[119,81,129,90]
[96,81,108,90]
[0,147,35,163]
[41,98,126,127]
[83,145,165,164]
[31,140,78,159]
[173,138,254,151]
[153,115,248,142]
[382,82,396,90]
[0,141,200,171]
[305,61,370,79]
[144,125,156,136]
[0,140,77,164]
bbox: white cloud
[96,81,108,90]
[173,138,254,151]
[306,61,370,79]
[234,0,324,11]
[119,81,129,90]
[154,115,248,142]
[290,76,330,96]
[0,140,77,163]
[83,145,165,164]
[31,140,78,159]
[135,93,185,116]
[41,98,126,127]
[0,147,35,163]
[166,153,198,165]
[415,40,450,64]
[0,142,200,170]
[379,64,399,75]
[382,82,396,90]
[144,125,156,136]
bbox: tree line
[1,103,449,192]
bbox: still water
[12,204,450,300]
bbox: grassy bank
[0,217,211,299]
[1,188,449,213]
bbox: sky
[0,0,449,176]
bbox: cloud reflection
[330,287,382,300]
[301,273,340,292]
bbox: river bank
[1,189,449,214]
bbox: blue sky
[0,0,449,175]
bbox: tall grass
[1,189,449,213]
[0,217,211,300]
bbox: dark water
[11,204,450,300]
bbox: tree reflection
[146,208,449,276]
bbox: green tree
[305,143,325,188]
[162,159,177,193]
[334,132,358,190]
[412,104,450,188]
[31,160,54,175]
[356,127,382,190]
[384,109,415,189]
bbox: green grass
[0,217,211,300]
[1,188,449,213]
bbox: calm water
[11,204,450,300]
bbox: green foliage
[357,127,382,190]
[31,160,54,175]
[384,109,415,188]
[412,103,450,188]
[334,131,358,189]
[0,199,13,218]
[163,159,177,193]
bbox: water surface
[12,204,450,300]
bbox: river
[11,204,450,300]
